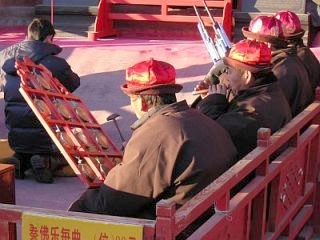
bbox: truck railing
[1,92,320,239]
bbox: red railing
[1,97,320,239]
[89,0,233,40]
[155,92,320,239]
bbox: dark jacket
[69,100,237,219]
[197,72,292,158]
[1,40,80,154]
[297,44,320,90]
[272,48,314,116]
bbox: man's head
[242,15,287,48]
[27,18,55,43]
[121,59,182,118]
[274,10,304,41]
[223,39,272,93]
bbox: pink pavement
[0,26,212,211]
[0,26,319,212]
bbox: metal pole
[106,113,126,150]
[51,0,54,25]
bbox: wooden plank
[266,184,314,240]
[108,0,226,8]
[289,205,313,239]
[0,203,156,239]
[109,13,223,23]
[0,164,15,205]
[175,124,319,235]
[17,57,122,188]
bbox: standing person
[275,10,320,90]
[197,39,292,158]
[0,18,80,183]
[69,59,237,219]
[242,15,314,116]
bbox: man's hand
[193,81,210,98]
[205,60,227,85]
[192,60,227,97]
[210,83,228,95]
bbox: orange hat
[274,10,305,40]
[121,58,182,95]
[242,16,287,46]
[223,39,272,73]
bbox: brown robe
[297,45,320,90]
[197,72,292,158]
[69,100,237,219]
[272,48,314,116]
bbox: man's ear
[244,70,252,85]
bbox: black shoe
[30,155,54,184]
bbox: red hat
[223,39,272,73]
[274,10,305,40]
[242,16,287,46]
[121,58,182,95]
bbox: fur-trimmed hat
[242,15,287,47]
[274,10,305,40]
[223,39,272,73]
[121,58,182,95]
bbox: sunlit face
[225,66,247,93]
[130,95,144,119]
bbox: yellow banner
[22,212,143,240]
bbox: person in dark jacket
[197,39,292,158]
[0,18,80,183]
[275,10,320,90]
[69,59,237,219]
[242,15,314,116]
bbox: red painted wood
[0,165,16,240]
[16,57,122,188]
[250,189,267,239]
[0,86,320,240]
[90,0,233,40]
[156,200,176,240]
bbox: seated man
[69,59,237,219]
[0,18,80,183]
[275,10,320,90]
[242,15,313,116]
[197,39,292,158]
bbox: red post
[156,200,176,240]
[315,87,320,101]
[50,0,54,25]
[257,128,271,148]
[88,0,117,41]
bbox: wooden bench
[160,100,320,239]
[89,0,233,40]
[0,164,15,240]
[1,96,320,239]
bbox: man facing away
[275,10,320,90]
[69,58,237,219]
[242,15,314,116]
[0,18,80,183]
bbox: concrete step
[35,4,97,37]
[0,6,34,26]
[34,3,223,40]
